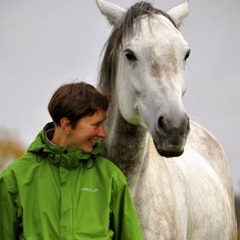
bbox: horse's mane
[98,1,177,94]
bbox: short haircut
[48,82,109,129]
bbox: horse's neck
[104,106,149,186]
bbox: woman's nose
[98,126,107,138]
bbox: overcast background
[0,0,239,194]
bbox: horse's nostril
[157,116,166,132]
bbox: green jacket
[0,123,144,240]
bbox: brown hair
[48,82,109,129]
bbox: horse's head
[97,0,190,157]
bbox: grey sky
[0,0,239,194]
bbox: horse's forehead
[125,15,185,48]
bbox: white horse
[96,0,237,239]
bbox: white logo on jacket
[81,187,99,193]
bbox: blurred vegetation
[0,127,26,171]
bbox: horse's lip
[153,139,185,158]
[157,148,184,158]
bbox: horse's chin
[153,140,185,158]
[157,148,184,158]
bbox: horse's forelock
[98,1,176,94]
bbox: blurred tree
[0,127,26,171]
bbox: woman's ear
[60,117,71,135]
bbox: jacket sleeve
[110,173,144,240]
[0,170,20,240]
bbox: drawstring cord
[82,155,96,169]
[35,147,55,163]
[36,148,46,163]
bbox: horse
[96,0,237,239]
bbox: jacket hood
[27,122,106,170]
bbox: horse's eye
[124,49,137,61]
[184,49,191,61]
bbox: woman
[0,82,144,239]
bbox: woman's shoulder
[96,155,120,169]
[94,156,127,182]
[1,152,38,179]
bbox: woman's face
[67,109,107,152]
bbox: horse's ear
[167,0,189,28]
[96,0,126,27]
